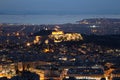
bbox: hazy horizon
[0,14,120,25]
[0,0,120,15]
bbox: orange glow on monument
[33,26,83,44]
[49,30,83,43]
[52,31,64,35]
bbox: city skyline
[1,0,120,80]
[0,0,120,15]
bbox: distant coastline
[0,14,120,25]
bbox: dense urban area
[0,18,120,80]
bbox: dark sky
[0,0,120,14]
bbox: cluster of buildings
[0,43,120,80]
[0,25,120,80]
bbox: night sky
[0,0,120,14]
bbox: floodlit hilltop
[33,26,83,44]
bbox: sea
[0,14,120,25]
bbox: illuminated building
[33,36,41,44]
[0,55,16,79]
[63,67,105,80]
[49,30,83,43]
[33,26,83,43]
[26,42,31,47]
[34,65,61,80]
[49,30,64,43]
